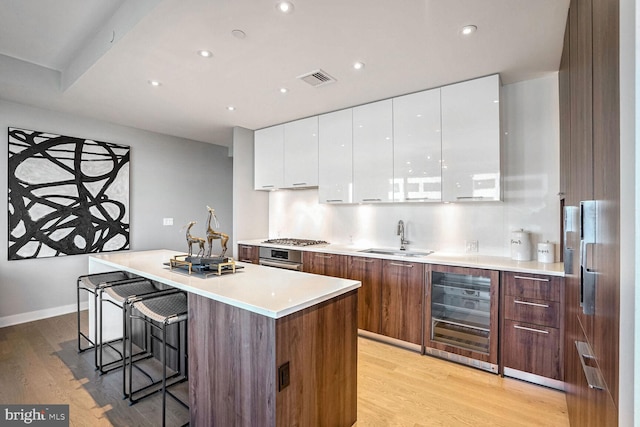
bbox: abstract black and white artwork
[8,127,130,260]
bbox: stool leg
[121,301,129,399]
[77,280,83,353]
[94,289,100,370]
[162,322,167,427]
[128,308,134,405]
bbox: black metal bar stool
[98,279,177,376]
[128,291,189,427]
[76,271,147,369]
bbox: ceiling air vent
[297,69,336,87]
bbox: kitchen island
[89,249,361,427]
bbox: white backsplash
[268,75,561,259]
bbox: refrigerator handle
[580,200,597,315]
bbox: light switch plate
[465,240,478,253]
[163,218,173,226]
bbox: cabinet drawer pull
[514,325,549,334]
[362,198,382,202]
[315,254,332,259]
[575,341,606,390]
[353,258,374,263]
[389,262,414,268]
[292,182,307,186]
[514,299,549,308]
[325,199,343,203]
[261,185,275,188]
[240,245,252,249]
[513,275,550,282]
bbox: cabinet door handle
[292,182,307,186]
[456,196,492,200]
[362,198,382,202]
[575,341,606,390]
[325,199,343,203]
[514,325,549,334]
[353,258,374,263]
[240,245,252,249]
[315,254,332,259]
[514,299,549,308]
[389,262,413,268]
[513,275,550,282]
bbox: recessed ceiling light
[461,25,477,36]
[198,50,212,58]
[148,80,161,87]
[280,87,288,94]
[353,61,365,70]
[232,29,246,39]
[276,1,294,13]
[227,105,236,111]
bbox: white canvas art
[8,127,130,260]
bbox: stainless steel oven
[258,246,303,271]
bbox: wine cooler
[424,265,499,373]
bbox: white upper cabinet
[254,124,284,190]
[441,74,501,202]
[353,99,394,203]
[392,88,442,202]
[283,116,319,188]
[318,109,353,203]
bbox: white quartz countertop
[89,249,361,319]
[239,239,565,277]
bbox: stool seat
[104,280,160,303]
[133,293,188,324]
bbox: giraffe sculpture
[185,221,206,257]
[205,206,229,257]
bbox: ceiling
[0,0,569,148]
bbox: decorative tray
[164,254,243,278]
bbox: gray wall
[0,99,233,326]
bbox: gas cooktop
[262,238,329,247]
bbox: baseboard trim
[0,302,87,328]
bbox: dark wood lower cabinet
[344,256,383,334]
[380,260,425,345]
[237,244,259,263]
[501,272,564,383]
[303,251,345,277]
[188,290,358,426]
[503,320,561,380]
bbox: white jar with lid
[510,229,532,261]
[537,241,555,263]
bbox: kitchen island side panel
[188,293,277,426]
[188,289,358,427]
[276,290,358,427]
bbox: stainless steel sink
[358,248,434,257]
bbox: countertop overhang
[89,249,361,319]
[239,239,565,277]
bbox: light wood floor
[0,312,569,426]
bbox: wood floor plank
[0,312,568,426]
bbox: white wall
[232,126,268,258]
[0,99,233,326]
[269,75,561,258]
[619,0,637,424]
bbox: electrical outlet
[465,240,479,253]
[163,218,173,226]
[278,361,290,391]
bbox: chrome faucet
[397,220,409,250]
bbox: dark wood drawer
[504,295,560,328]
[503,272,561,302]
[502,320,561,380]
